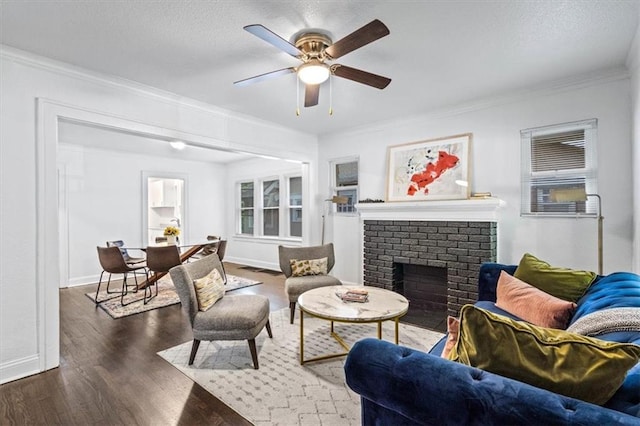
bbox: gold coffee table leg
[395,317,400,344]
[377,321,382,339]
[299,308,304,365]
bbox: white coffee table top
[297,285,409,322]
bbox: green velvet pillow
[513,253,596,302]
[446,305,640,405]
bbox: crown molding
[321,66,630,140]
[0,44,315,140]
[1,44,629,142]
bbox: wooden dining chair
[145,245,182,304]
[96,246,149,306]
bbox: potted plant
[163,226,180,245]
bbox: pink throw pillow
[441,316,460,359]
[495,271,576,329]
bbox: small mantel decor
[164,226,180,245]
[386,133,471,201]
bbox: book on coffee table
[335,289,369,303]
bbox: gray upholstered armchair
[169,254,272,369]
[278,243,342,324]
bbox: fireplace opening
[395,263,447,332]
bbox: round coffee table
[297,285,409,364]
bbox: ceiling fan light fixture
[169,141,186,150]
[297,61,330,85]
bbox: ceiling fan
[234,19,391,108]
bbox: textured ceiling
[1,1,639,137]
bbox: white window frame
[330,157,359,215]
[236,174,303,240]
[521,118,598,217]
[238,180,255,235]
[261,177,280,237]
[286,174,303,238]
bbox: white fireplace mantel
[356,198,506,222]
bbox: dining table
[129,240,219,290]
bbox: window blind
[521,119,597,216]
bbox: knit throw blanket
[567,308,640,337]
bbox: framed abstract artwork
[386,133,471,201]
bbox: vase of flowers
[163,226,180,245]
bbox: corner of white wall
[627,16,640,273]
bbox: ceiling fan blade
[244,24,302,58]
[304,84,320,107]
[332,65,391,89]
[234,67,296,87]
[324,19,390,60]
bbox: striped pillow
[193,268,225,311]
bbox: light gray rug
[86,274,261,319]
[158,307,444,425]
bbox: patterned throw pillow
[290,257,328,277]
[193,268,225,311]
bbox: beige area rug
[86,274,262,319]
[158,307,444,425]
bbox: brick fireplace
[357,199,503,330]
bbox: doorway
[34,99,312,377]
[144,175,186,245]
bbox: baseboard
[224,257,280,272]
[0,354,41,384]
[66,275,100,287]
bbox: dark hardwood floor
[0,262,442,425]
[0,262,288,425]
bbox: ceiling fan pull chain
[296,76,300,116]
[329,74,333,116]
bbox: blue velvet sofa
[344,263,640,425]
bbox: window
[240,182,254,235]
[288,176,302,237]
[262,179,279,236]
[332,159,358,213]
[237,174,302,239]
[521,119,597,216]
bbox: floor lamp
[321,196,349,245]
[550,188,603,275]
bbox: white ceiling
[1,1,639,137]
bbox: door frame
[142,172,188,246]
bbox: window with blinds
[521,119,597,216]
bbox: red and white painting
[386,133,471,201]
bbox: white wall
[319,76,634,283]
[224,157,305,270]
[0,47,317,384]
[629,15,640,274]
[58,143,226,286]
